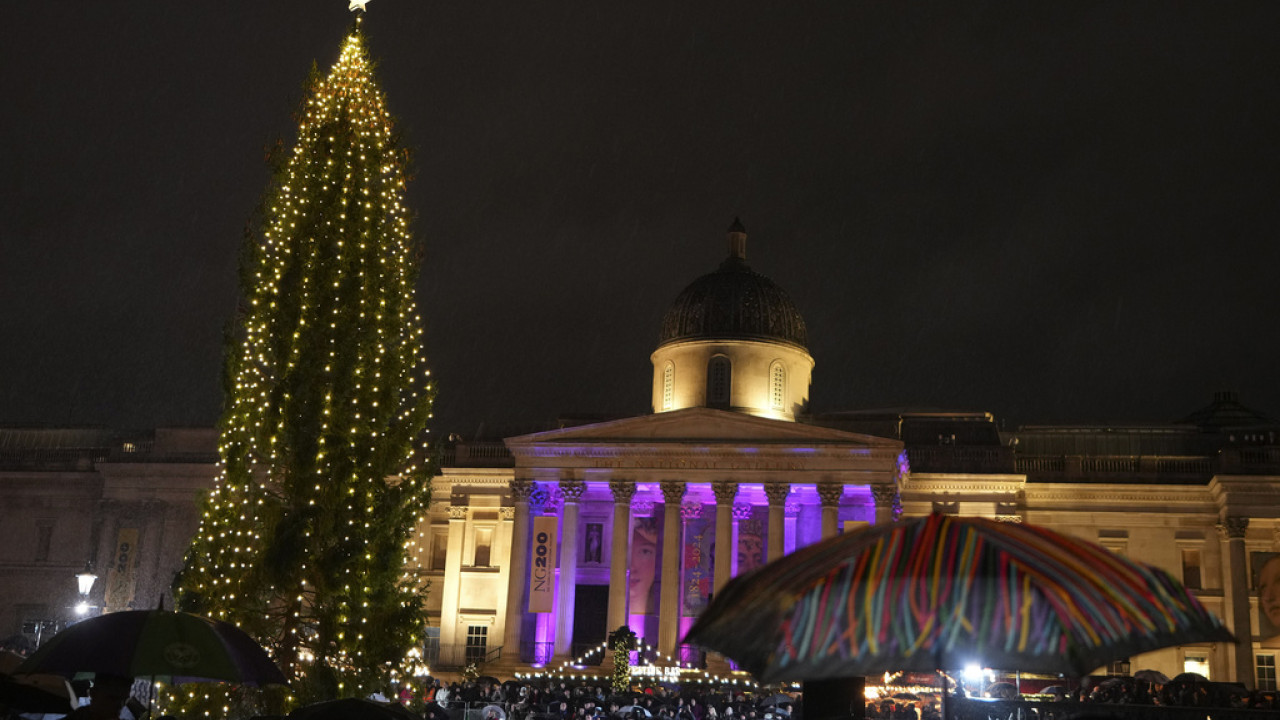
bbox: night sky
[4,2,1278,438]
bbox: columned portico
[711,481,736,594]
[764,482,790,562]
[817,483,842,539]
[658,480,685,655]
[501,478,534,656]
[553,478,585,659]
[1218,516,1253,689]
[607,480,636,633]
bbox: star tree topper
[349,0,371,11]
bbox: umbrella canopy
[15,610,288,685]
[290,698,421,720]
[685,514,1232,682]
[1133,669,1170,684]
[481,705,507,720]
[0,674,77,714]
[619,705,653,717]
[756,694,794,708]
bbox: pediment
[505,407,900,449]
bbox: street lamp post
[75,563,98,617]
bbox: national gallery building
[1,223,1278,689]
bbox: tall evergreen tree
[173,11,434,710]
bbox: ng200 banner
[529,516,558,612]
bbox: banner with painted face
[529,516,558,613]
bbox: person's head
[87,675,133,720]
[1258,554,1280,629]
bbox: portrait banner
[529,516,558,613]
[1253,551,1280,647]
[103,528,139,612]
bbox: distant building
[2,222,1278,689]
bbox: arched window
[707,355,731,408]
[662,362,675,411]
[770,362,787,410]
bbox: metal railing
[423,643,503,669]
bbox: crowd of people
[418,679,803,720]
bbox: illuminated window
[1258,655,1277,691]
[1181,548,1202,590]
[663,363,675,410]
[473,527,493,567]
[1184,653,1209,679]
[770,362,786,410]
[1107,657,1130,676]
[707,356,731,408]
[465,625,488,663]
[429,528,448,570]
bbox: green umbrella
[15,609,287,685]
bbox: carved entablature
[711,480,738,505]
[660,480,686,504]
[609,480,637,504]
[499,507,515,521]
[1217,516,1249,540]
[448,505,468,520]
[763,482,791,505]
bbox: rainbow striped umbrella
[684,514,1232,682]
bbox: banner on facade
[529,516,558,613]
[103,528,139,612]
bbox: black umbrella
[0,674,77,714]
[756,694,794,708]
[15,609,286,685]
[476,676,502,686]
[290,698,422,720]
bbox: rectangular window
[35,525,53,562]
[465,625,488,663]
[430,528,448,570]
[1181,548,1202,590]
[1257,654,1277,691]
[1184,653,1210,679]
[473,527,493,568]
[1107,658,1130,676]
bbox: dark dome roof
[659,254,809,349]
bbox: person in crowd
[64,675,133,720]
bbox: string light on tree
[168,5,434,716]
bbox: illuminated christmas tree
[172,7,434,712]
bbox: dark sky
[4,2,1278,438]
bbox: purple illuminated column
[764,482,791,562]
[817,483,842,539]
[658,480,685,656]
[871,484,899,525]
[553,478,585,660]
[607,480,636,635]
[711,481,737,595]
[502,478,534,659]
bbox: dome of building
[658,220,809,349]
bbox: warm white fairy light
[168,12,434,716]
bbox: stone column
[607,480,636,634]
[501,479,534,659]
[1218,517,1254,689]
[439,503,467,649]
[764,482,791,562]
[553,478,585,659]
[711,481,737,595]
[731,503,753,576]
[870,484,900,525]
[658,480,685,656]
[817,483,843,540]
